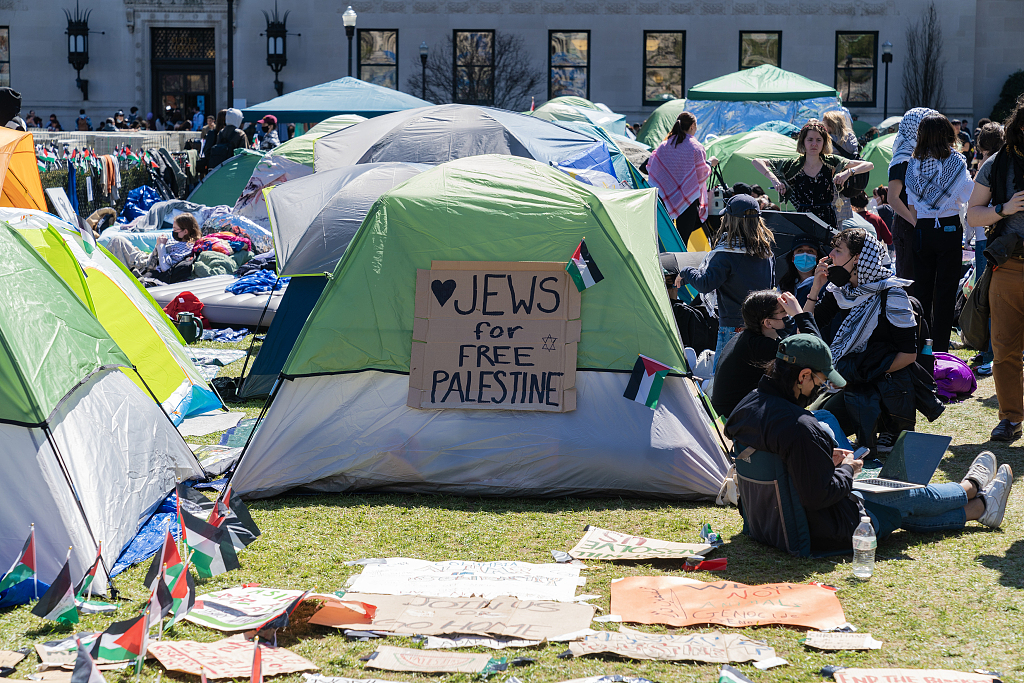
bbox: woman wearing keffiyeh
[904,115,975,351]
[803,227,943,454]
[647,111,719,245]
[887,107,939,286]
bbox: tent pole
[237,276,279,395]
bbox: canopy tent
[860,132,895,194]
[1,208,222,423]
[0,221,202,599]
[705,131,799,205]
[268,114,366,168]
[684,65,846,141]
[242,77,431,123]
[530,98,630,137]
[0,128,46,211]
[636,98,688,149]
[313,104,621,182]
[750,120,800,136]
[187,149,264,208]
[229,154,729,500]
[236,162,432,399]
[879,115,903,132]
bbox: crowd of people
[646,100,1024,555]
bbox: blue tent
[242,77,432,123]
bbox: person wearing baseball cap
[725,332,1013,553]
[259,114,280,151]
[779,234,824,306]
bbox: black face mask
[827,256,855,287]
[775,317,797,340]
[795,377,824,409]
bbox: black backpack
[206,128,245,170]
[672,301,719,354]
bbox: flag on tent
[143,531,183,588]
[31,559,78,624]
[70,639,105,683]
[92,614,147,662]
[75,545,102,600]
[179,504,240,579]
[209,486,261,551]
[623,354,673,410]
[566,239,604,292]
[0,526,36,594]
[251,638,263,683]
[167,558,196,625]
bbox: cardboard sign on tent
[228,154,729,501]
[0,221,203,595]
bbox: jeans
[812,409,854,450]
[912,218,963,352]
[713,325,740,371]
[858,482,967,538]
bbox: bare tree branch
[902,1,946,111]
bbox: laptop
[852,431,952,493]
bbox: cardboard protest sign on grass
[568,628,775,663]
[568,526,712,561]
[314,593,593,640]
[610,577,846,630]
[0,650,25,669]
[345,558,583,601]
[364,646,494,674]
[833,670,995,683]
[147,638,317,679]
[185,587,311,632]
[803,632,882,650]
[422,635,540,650]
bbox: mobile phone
[853,446,870,460]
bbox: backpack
[932,352,977,402]
[206,127,245,170]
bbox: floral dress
[787,167,838,228]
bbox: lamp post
[263,2,290,97]
[64,1,91,100]
[881,41,893,120]
[343,6,357,78]
[419,41,428,100]
[227,0,234,106]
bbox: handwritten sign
[345,558,583,601]
[409,261,580,411]
[185,587,309,631]
[44,188,78,225]
[568,628,775,663]
[610,577,846,630]
[833,670,994,683]
[568,526,712,561]
[364,646,492,673]
[147,638,317,679]
[316,593,593,639]
[803,632,882,650]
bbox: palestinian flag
[251,638,263,683]
[143,531,182,588]
[167,560,195,625]
[91,614,147,662]
[210,487,261,551]
[623,354,673,410]
[176,482,215,518]
[566,239,604,292]
[718,665,755,683]
[75,545,102,600]
[180,507,240,579]
[70,639,105,683]
[146,567,173,630]
[31,560,78,624]
[254,591,309,641]
[0,526,36,594]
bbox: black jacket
[726,376,860,552]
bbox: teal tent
[242,77,431,123]
[687,65,838,101]
[187,149,264,207]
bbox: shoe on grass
[977,362,993,376]
[964,450,997,491]
[990,419,1022,442]
[875,431,898,455]
[979,464,1013,528]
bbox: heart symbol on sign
[431,279,457,307]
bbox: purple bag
[932,352,977,401]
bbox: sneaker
[978,464,1014,528]
[990,419,1022,442]
[964,450,997,491]
[875,432,898,455]
[977,362,993,376]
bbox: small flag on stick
[70,638,106,683]
[75,543,102,601]
[31,552,79,624]
[623,354,673,410]
[566,239,604,292]
[91,613,147,662]
[0,525,36,596]
[178,490,239,579]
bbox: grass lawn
[1,338,1021,682]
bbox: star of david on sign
[541,334,558,351]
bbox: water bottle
[920,338,935,375]
[852,516,876,580]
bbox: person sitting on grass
[725,333,1013,554]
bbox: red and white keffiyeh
[647,134,712,221]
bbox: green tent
[705,131,799,205]
[269,114,366,168]
[229,154,729,500]
[860,132,895,196]
[852,119,873,138]
[687,65,838,101]
[187,149,264,207]
[637,98,688,148]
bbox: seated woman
[712,290,820,418]
[803,227,943,454]
[778,235,823,306]
[725,333,1013,554]
[106,213,202,282]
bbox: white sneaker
[965,450,998,491]
[979,464,1013,528]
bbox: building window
[835,31,878,107]
[453,30,495,105]
[359,29,398,90]
[0,28,8,88]
[643,31,684,106]
[739,31,781,70]
[549,30,589,100]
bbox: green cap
[776,333,846,387]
